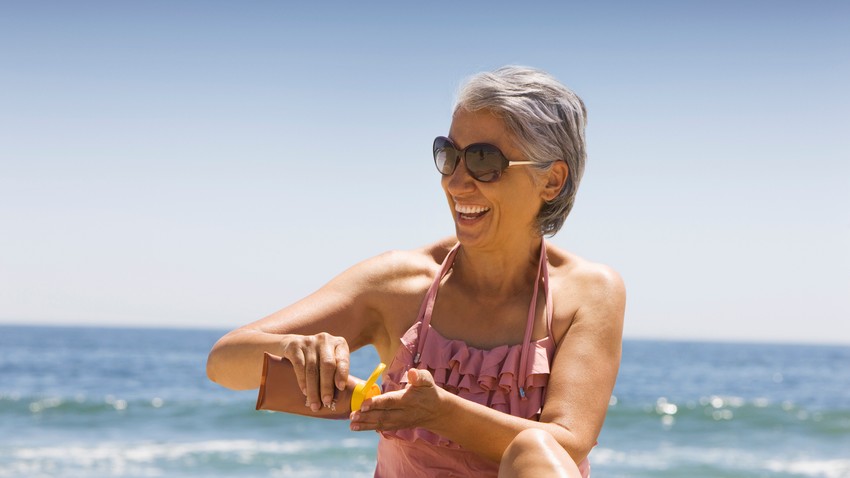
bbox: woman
[207,66,625,477]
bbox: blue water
[1,326,848,477]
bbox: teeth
[455,204,490,214]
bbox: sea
[1,325,848,478]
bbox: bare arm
[206,254,391,407]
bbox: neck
[452,236,544,297]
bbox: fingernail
[310,403,321,412]
[351,412,360,420]
[360,403,370,412]
[337,381,346,390]
[351,424,360,431]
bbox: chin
[453,225,492,249]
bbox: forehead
[448,108,519,152]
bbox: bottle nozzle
[350,362,386,412]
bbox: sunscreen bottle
[256,352,386,420]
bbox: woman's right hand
[280,333,351,412]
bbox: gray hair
[454,66,587,236]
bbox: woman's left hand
[349,368,443,432]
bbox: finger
[407,368,435,387]
[350,408,399,432]
[303,348,322,412]
[333,341,350,391]
[285,347,308,396]
[359,390,404,412]
[318,341,338,408]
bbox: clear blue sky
[1,1,848,344]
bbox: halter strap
[412,240,551,400]
[412,242,462,365]
[517,242,550,397]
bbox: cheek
[440,177,453,201]
[440,178,454,205]
[503,179,545,216]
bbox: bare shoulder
[546,242,624,294]
[330,237,457,326]
[347,237,456,292]
[343,237,456,354]
[545,242,626,340]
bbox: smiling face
[442,108,550,250]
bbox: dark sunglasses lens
[465,144,505,182]
[433,137,457,175]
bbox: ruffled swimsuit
[375,242,591,477]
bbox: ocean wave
[0,439,378,478]
[590,446,850,478]
[765,458,850,478]
[0,393,252,416]
[605,393,850,434]
[0,392,329,444]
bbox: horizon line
[1,320,847,348]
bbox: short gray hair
[454,66,587,236]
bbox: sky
[1,1,848,345]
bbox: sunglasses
[433,136,535,183]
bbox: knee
[514,428,555,447]
[503,428,556,462]
[500,429,583,478]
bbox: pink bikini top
[379,241,557,448]
[411,241,554,398]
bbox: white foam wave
[1,439,377,478]
[590,446,850,477]
[766,458,850,478]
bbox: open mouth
[455,204,490,221]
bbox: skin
[206,107,625,468]
[498,429,583,478]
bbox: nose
[443,157,476,194]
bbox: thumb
[407,368,435,387]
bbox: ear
[540,161,569,202]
